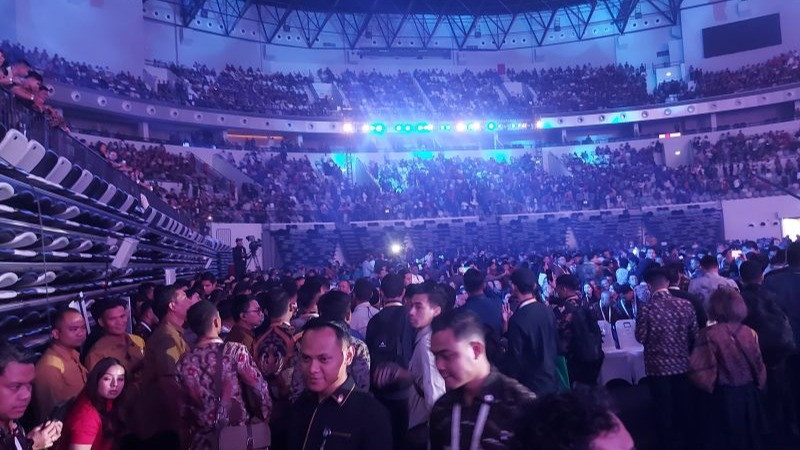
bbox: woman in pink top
[59,357,126,450]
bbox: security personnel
[288,318,392,450]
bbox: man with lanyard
[502,268,559,396]
[430,308,536,450]
[614,284,637,322]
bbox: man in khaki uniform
[85,298,145,376]
[34,308,88,421]
[136,285,197,446]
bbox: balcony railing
[0,88,191,226]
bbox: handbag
[214,344,271,450]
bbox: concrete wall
[0,0,145,73]
[721,195,800,241]
[681,0,800,71]
[2,0,798,76]
[541,118,800,168]
[208,223,266,271]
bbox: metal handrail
[0,88,191,225]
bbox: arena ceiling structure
[148,0,685,50]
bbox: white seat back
[16,140,46,172]
[98,184,117,205]
[615,319,643,350]
[119,194,135,213]
[70,169,93,193]
[597,320,618,351]
[45,157,72,184]
[0,129,28,165]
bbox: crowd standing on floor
[2,236,800,449]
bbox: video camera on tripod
[246,235,262,252]
[245,235,262,272]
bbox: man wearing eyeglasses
[226,294,264,357]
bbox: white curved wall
[0,0,145,73]
[681,0,800,71]
[1,0,794,76]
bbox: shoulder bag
[214,343,271,450]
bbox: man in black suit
[232,238,247,280]
[665,262,707,330]
[764,241,800,440]
[502,268,559,396]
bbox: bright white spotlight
[343,122,355,133]
[361,124,371,133]
[455,122,467,132]
[535,119,544,129]
[390,243,403,254]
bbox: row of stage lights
[341,120,536,135]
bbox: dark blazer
[763,267,800,350]
[502,301,559,396]
[669,286,708,330]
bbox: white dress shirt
[351,301,380,338]
[407,326,446,429]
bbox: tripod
[246,249,262,273]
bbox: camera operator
[233,238,247,280]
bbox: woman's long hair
[84,357,126,438]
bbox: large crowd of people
[5,235,800,450]
[657,50,800,102]
[77,126,800,228]
[507,63,652,113]
[5,46,799,228]
[6,31,800,450]
[4,41,800,118]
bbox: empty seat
[16,140,46,173]
[119,195,135,213]
[60,164,82,188]
[45,157,72,184]
[0,129,28,165]
[0,183,14,202]
[69,169,93,193]
[107,191,127,209]
[53,206,80,220]
[0,231,37,249]
[85,178,107,200]
[98,184,117,205]
[30,150,58,177]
